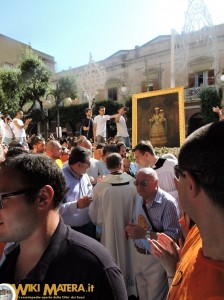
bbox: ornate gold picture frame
[132,86,185,147]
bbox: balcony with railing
[184,85,216,102]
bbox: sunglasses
[82,160,91,167]
[134,179,150,187]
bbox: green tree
[56,75,78,100]
[199,86,221,124]
[19,50,52,116]
[0,50,79,138]
[0,50,52,118]
[0,68,21,115]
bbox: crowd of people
[0,106,223,300]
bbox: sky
[0,0,223,72]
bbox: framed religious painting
[132,86,185,147]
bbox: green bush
[199,87,220,124]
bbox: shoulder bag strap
[142,203,158,232]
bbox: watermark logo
[0,283,16,300]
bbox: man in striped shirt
[125,167,180,300]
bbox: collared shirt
[98,159,110,175]
[86,157,104,182]
[0,219,128,300]
[133,187,180,251]
[60,164,92,227]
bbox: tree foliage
[0,50,79,129]
[56,76,78,100]
[0,50,52,118]
[199,86,221,124]
[19,51,52,115]
[0,68,21,115]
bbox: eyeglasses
[134,179,152,187]
[82,160,91,167]
[174,165,203,180]
[0,188,34,209]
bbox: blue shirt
[60,164,92,227]
[98,159,110,175]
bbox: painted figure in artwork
[149,107,167,146]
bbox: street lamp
[41,94,56,140]
[55,84,61,138]
[118,72,130,103]
[55,84,72,138]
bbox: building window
[195,71,208,87]
[108,88,118,101]
[188,70,214,88]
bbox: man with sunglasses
[125,167,180,300]
[133,141,179,212]
[60,146,95,238]
[0,154,127,299]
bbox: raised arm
[109,113,118,120]
[212,106,224,120]
[13,118,32,129]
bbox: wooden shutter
[188,73,195,88]
[208,69,214,85]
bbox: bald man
[45,140,62,168]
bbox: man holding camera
[115,105,130,147]
[12,110,32,145]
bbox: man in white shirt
[93,106,117,144]
[12,111,32,144]
[115,105,130,147]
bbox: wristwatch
[145,230,150,240]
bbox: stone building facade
[0,34,55,72]
[57,24,224,130]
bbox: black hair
[96,143,105,150]
[69,146,91,165]
[5,147,29,159]
[178,121,224,210]
[132,140,155,155]
[8,140,23,148]
[102,145,119,156]
[116,141,126,151]
[106,153,122,170]
[0,154,67,208]
[85,108,92,113]
[29,135,45,147]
